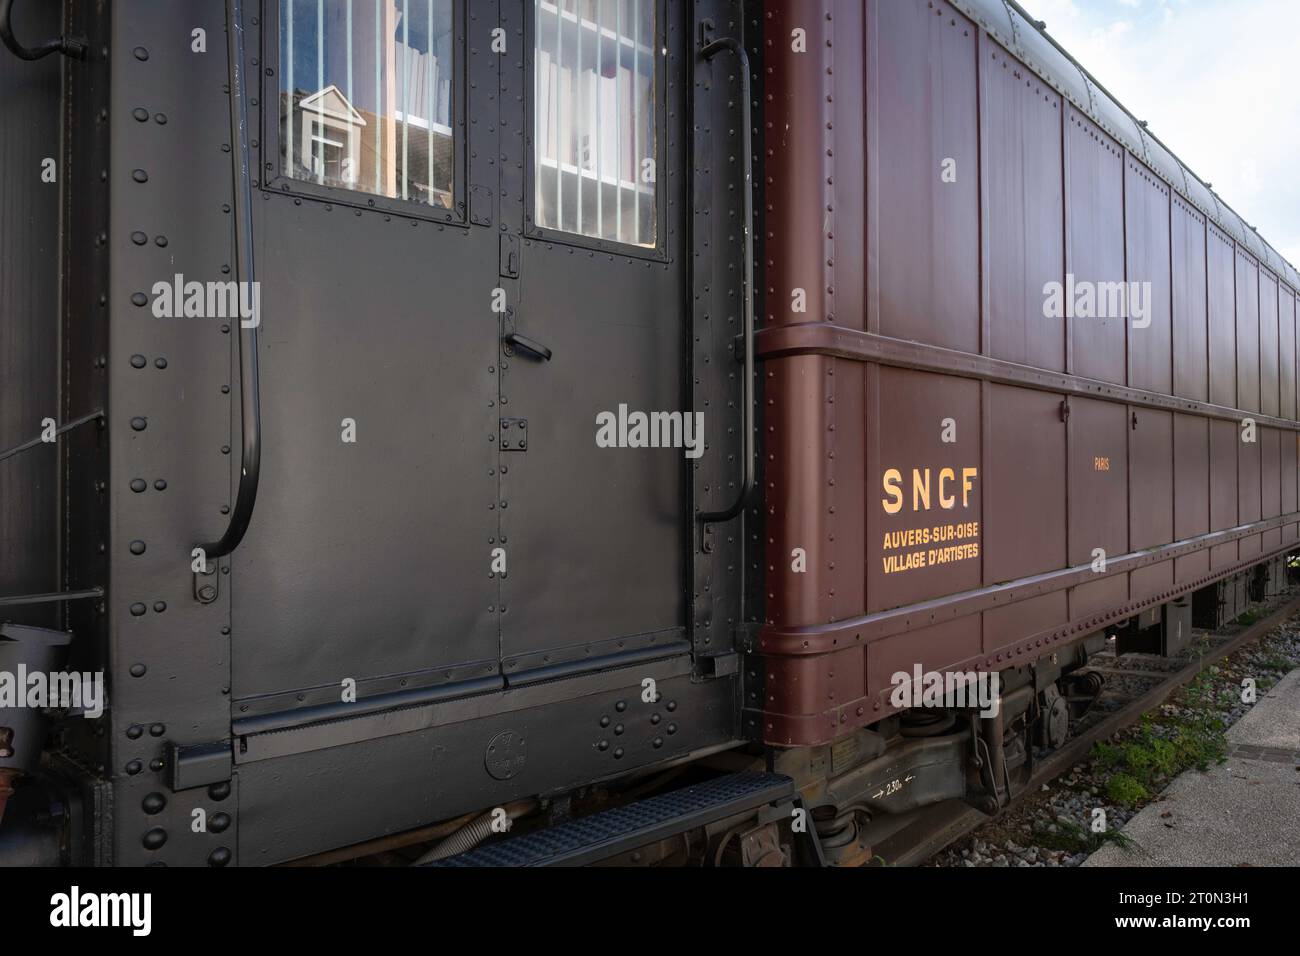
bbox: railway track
[874,591,1300,867]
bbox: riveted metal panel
[1260,270,1280,417]
[1236,249,1261,413]
[232,1,501,707]
[1286,432,1300,546]
[984,42,1064,371]
[690,0,757,661]
[868,368,982,612]
[1173,413,1210,583]
[1088,76,1145,155]
[1066,108,1125,384]
[1209,418,1239,568]
[0,0,62,630]
[1208,224,1237,407]
[1281,289,1297,420]
[1126,158,1172,394]
[1067,398,1127,565]
[867,617,981,716]
[1239,427,1262,560]
[1172,194,1208,402]
[106,0,241,867]
[1001,11,1090,109]
[1261,428,1282,553]
[501,0,693,671]
[943,2,1300,292]
[872,0,979,353]
[984,385,1065,582]
[238,668,735,863]
[762,0,867,637]
[1139,132,1188,197]
[1182,174,1218,225]
[1129,409,1173,597]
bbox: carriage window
[280,0,454,209]
[534,0,657,247]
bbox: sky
[1017,0,1300,272]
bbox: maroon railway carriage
[754,0,1300,761]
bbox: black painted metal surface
[0,0,61,630]
[7,0,749,866]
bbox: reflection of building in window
[534,0,657,247]
[279,0,453,209]
[298,86,366,187]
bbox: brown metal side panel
[1261,428,1282,553]
[983,385,1067,645]
[984,385,1066,582]
[984,42,1064,370]
[1290,432,1300,545]
[873,0,979,353]
[1239,429,1262,560]
[1208,225,1238,408]
[1067,398,1127,564]
[764,356,859,628]
[868,368,982,613]
[1172,196,1208,402]
[1125,159,1173,395]
[1209,418,1240,568]
[1068,398,1128,616]
[832,0,867,335]
[866,618,980,717]
[1294,290,1300,420]
[1260,270,1280,417]
[1281,289,1297,420]
[757,0,869,746]
[1130,409,1174,597]
[1173,413,1210,583]
[1067,109,1126,385]
[1236,250,1261,413]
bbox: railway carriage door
[231,0,507,713]
[492,0,692,676]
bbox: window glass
[280,0,454,208]
[534,0,657,247]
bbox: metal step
[425,772,795,867]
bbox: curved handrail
[0,0,86,61]
[697,35,756,540]
[199,0,261,562]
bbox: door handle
[504,332,552,362]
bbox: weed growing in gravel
[1089,692,1229,807]
[1032,817,1135,853]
